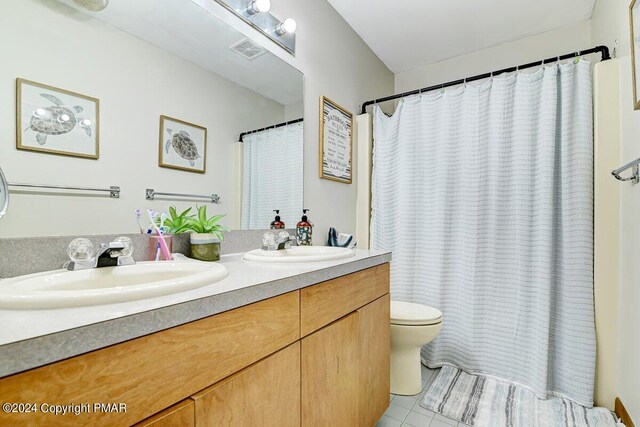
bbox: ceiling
[327,0,596,74]
[60,0,303,106]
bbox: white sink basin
[243,246,355,263]
[0,260,228,309]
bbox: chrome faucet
[261,231,297,251]
[95,242,135,268]
[66,238,135,271]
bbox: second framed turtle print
[159,115,207,174]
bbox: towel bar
[146,189,220,204]
[8,182,120,198]
[612,158,640,184]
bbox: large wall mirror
[0,0,304,238]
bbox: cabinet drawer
[192,343,300,427]
[300,263,390,336]
[135,400,194,427]
[0,291,300,427]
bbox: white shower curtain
[241,121,303,229]
[371,61,595,406]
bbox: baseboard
[616,397,635,427]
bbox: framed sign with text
[319,96,353,183]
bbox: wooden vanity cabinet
[0,263,390,427]
[0,292,300,427]
[301,264,391,427]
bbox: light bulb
[276,18,296,35]
[247,0,270,15]
[253,0,270,13]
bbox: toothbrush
[134,209,145,233]
[147,209,172,261]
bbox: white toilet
[390,301,443,395]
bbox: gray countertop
[0,249,391,378]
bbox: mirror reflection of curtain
[241,122,303,229]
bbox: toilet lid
[390,301,443,326]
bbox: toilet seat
[390,301,442,326]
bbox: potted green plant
[160,206,196,234]
[185,205,229,261]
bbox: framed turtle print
[16,78,99,159]
[158,115,207,173]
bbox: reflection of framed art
[158,115,207,174]
[319,96,353,184]
[16,78,99,159]
[631,0,640,109]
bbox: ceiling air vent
[230,38,266,61]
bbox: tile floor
[376,365,470,427]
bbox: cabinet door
[301,312,359,427]
[358,294,391,427]
[135,400,194,427]
[192,343,300,427]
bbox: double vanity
[0,246,391,426]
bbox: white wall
[591,0,640,421]
[593,59,621,411]
[0,0,285,237]
[395,21,592,93]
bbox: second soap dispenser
[296,209,313,246]
[270,210,285,230]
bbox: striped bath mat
[420,366,622,427]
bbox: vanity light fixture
[275,18,296,35]
[245,0,271,15]
[212,0,296,55]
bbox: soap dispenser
[270,210,285,230]
[296,209,313,246]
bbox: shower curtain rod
[360,45,611,115]
[238,117,303,142]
